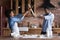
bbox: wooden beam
[34,0,36,13]
[28,0,31,4]
[1,6,2,37]
[22,0,25,13]
[16,0,18,15]
[28,0,31,16]
[11,0,13,9]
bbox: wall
[0,0,11,36]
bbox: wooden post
[11,0,13,9]
[16,0,18,15]
[1,6,2,36]
[22,0,25,13]
[34,0,36,13]
[28,0,31,16]
[28,0,31,4]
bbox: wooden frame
[11,0,36,14]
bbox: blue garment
[8,14,24,31]
[42,12,54,32]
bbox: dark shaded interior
[40,0,55,9]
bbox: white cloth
[45,12,54,37]
[13,22,20,34]
[19,27,28,31]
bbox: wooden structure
[0,0,60,36]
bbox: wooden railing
[2,26,60,36]
[1,20,60,36]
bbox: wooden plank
[22,0,25,13]
[11,0,13,9]
[15,0,18,15]
[2,27,60,36]
[34,0,36,13]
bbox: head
[5,9,15,18]
[44,8,51,14]
[9,10,15,17]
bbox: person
[5,9,30,38]
[30,8,54,38]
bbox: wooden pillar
[28,0,31,16]
[22,0,25,13]
[1,6,2,36]
[28,0,31,4]
[11,0,13,9]
[16,0,18,15]
[34,0,36,13]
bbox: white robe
[13,22,20,34]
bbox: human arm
[12,9,30,22]
[28,4,37,17]
[30,8,37,17]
